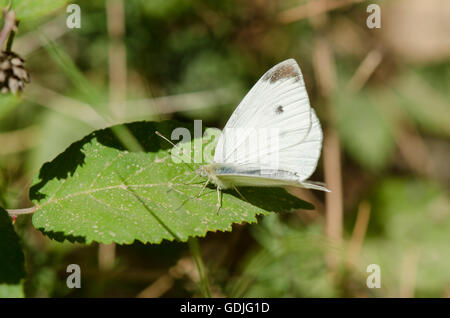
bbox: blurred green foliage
[0,0,67,21]
[363,178,450,297]
[226,214,336,297]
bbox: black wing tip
[277,58,301,72]
[263,58,303,84]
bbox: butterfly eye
[275,105,284,114]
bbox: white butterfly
[196,59,329,211]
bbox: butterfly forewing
[213,59,323,181]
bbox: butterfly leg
[216,186,222,214]
[197,176,211,197]
[232,186,249,203]
[183,174,200,186]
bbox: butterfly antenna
[155,131,176,147]
[155,131,195,172]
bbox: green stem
[188,237,211,298]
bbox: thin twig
[137,256,199,298]
[395,123,431,176]
[312,36,336,97]
[324,129,343,245]
[310,28,343,274]
[137,274,174,298]
[23,83,108,128]
[399,249,419,298]
[346,201,371,268]
[98,243,116,271]
[107,0,127,119]
[6,206,38,216]
[25,83,234,125]
[347,49,383,92]
[14,16,68,56]
[278,0,364,24]
[0,9,16,50]
[98,0,129,272]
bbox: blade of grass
[40,34,106,110]
[188,238,211,298]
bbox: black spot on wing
[275,105,284,114]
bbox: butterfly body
[196,164,302,189]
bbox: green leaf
[0,0,68,21]
[393,71,450,137]
[30,121,313,245]
[0,207,25,298]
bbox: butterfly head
[195,164,229,189]
[195,165,212,178]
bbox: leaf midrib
[36,182,202,210]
